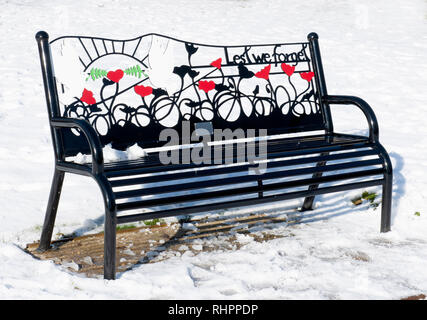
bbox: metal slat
[106,133,300,168]
[105,137,370,178]
[116,168,384,211]
[56,161,92,176]
[110,148,378,187]
[105,135,372,178]
[104,135,304,171]
[116,179,384,224]
[114,158,383,199]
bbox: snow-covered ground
[1,0,427,299]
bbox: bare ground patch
[401,294,426,300]
[25,213,290,278]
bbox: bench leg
[104,207,117,280]
[38,169,65,251]
[95,174,117,280]
[301,152,329,211]
[374,143,392,233]
[380,173,392,233]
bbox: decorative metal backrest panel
[50,34,325,156]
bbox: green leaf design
[86,65,148,81]
[87,68,108,81]
[124,65,148,78]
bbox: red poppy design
[281,63,295,77]
[134,85,153,97]
[107,69,124,83]
[210,58,222,69]
[255,65,271,80]
[198,80,216,93]
[80,89,96,105]
[300,71,315,82]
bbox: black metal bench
[35,30,392,280]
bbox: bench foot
[299,201,314,212]
[38,169,65,251]
[301,194,318,211]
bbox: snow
[1,0,427,299]
[67,143,146,164]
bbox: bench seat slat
[109,148,378,188]
[114,158,383,199]
[116,168,384,212]
[106,142,368,179]
[116,179,384,224]
[103,133,354,169]
[103,134,370,178]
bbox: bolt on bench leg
[38,169,65,251]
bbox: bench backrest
[38,32,331,157]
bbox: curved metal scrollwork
[51,34,323,154]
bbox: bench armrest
[50,117,104,174]
[323,95,379,143]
